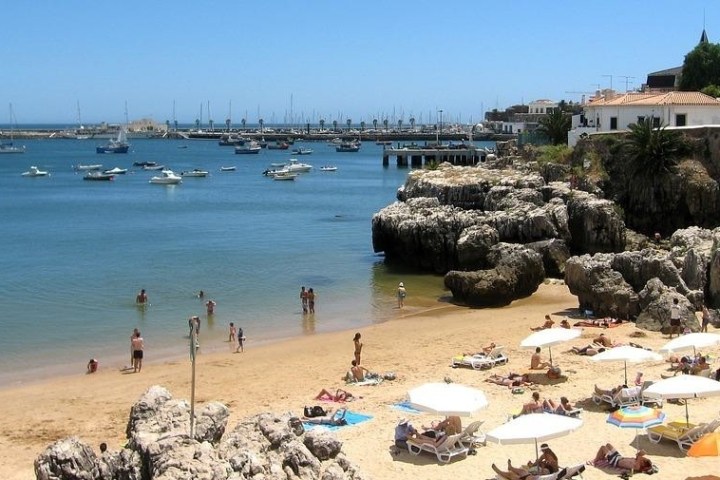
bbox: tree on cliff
[680,42,720,90]
[537,109,571,145]
[624,118,687,177]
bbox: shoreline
[2,283,718,480]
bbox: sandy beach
[1,283,718,480]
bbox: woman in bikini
[353,332,363,365]
[315,388,353,402]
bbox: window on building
[637,116,645,124]
[676,114,686,127]
[652,117,661,128]
[610,117,618,130]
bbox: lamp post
[437,109,444,144]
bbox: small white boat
[83,172,115,181]
[320,165,337,172]
[291,147,313,155]
[285,158,313,173]
[143,164,166,171]
[22,166,50,177]
[220,166,236,172]
[180,169,209,177]
[234,141,262,154]
[103,167,128,175]
[74,163,103,171]
[149,169,182,185]
[273,172,298,181]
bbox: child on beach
[228,323,236,343]
[397,282,406,308]
[236,328,245,353]
[205,299,216,315]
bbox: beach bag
[304,405,327,418]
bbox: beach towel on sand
[302,411,373,431]
[390,401,421,414]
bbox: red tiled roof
[587,91,720,106]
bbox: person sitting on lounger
[594,384,625,397]
[492,459,564,480]
[302,407,348,426]
[553,396,577,416]
[486,373,533,388]
[528,443,559,475]
[418,415,462,439]
[530,347,552,370]
[531,315,555,331]
[315,388,353,402]
[518,392,545,415]
[592,443,654,474]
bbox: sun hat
[540,443,549,451]
[398,282,404,287]
[397,417,408,425]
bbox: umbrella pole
[686,402,690,427]
[623,361,628,386]
[534,438,539,464]
[548,347,553,365]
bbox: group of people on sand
[300,286,316,314]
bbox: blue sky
[0,0,715,125]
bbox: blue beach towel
[302,411,373,432]
[390,401,421,414]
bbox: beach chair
[639,380,663,407]
[494,463,586,480]
[406,433,469,463]
[592,386,640,408]
[459,420,486,447]
[646,423,705,450]
[451,346,509,370]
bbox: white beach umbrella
[642,375,720,426]
[590,345,663,385]
[486,413,582,461]
[520,328,582,363]
[659,333,720,356]
[407,383,488,417]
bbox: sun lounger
[451,346,509,370]
[407,432,469,463]
[459,420,486,447]
[646,423,705,450]
[494,463,586,480]
[592,386,641,408]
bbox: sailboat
[96,128,130,153]
[0,103,26,154]
[75,101,90,140]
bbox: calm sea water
[0,136,495,386]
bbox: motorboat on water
[0,142,25,154]
[180,169,209,177]
[220,166,236,172]
[83,171,115,181]
[103,167,128,175]
[272,171,298,181]
[234,141,261,154]
[149,169,182,185]
[22,166,50,177]
[142,164,166,171]
[336,141,360,152]
[267,141,289,150]
[133,161,157,167]
[291,147,313,155]
[319,165,337,172]
[75,163,103,171]
[284,158,312,173]
[96,129,130,153]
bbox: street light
[437,109,443,143]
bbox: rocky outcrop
[35,386,367,480]
[636,279,700,332]
[445,243,545,307]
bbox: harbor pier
[382,144,490,167]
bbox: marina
[382,143,494,167]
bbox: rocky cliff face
[372,163,625,306]
[35,386,367,480]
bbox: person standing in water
[397,282,406,308]
[129,328,139,364]
[308,288,316,314]
[236,327,245,353]
[136,289,148,305]
[228,322,237,343]
[206,299,216,315]
[131,331,144,373]
[353,332,363,365]
[300,286,309,314]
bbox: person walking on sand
[136,288,148,305]
[131,331,144,373]
[300,286,308,314]
[669,298,681,338]
[308,288,316,313]
[228,322,236,343]
[205,299,216,315]
[397,282,406,308]
[353,332,363,365]
[236,327,245,353]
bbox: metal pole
[190,322,197,438]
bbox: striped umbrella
[607,405,666,449]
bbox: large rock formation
[372,163,625,306]
[35,386,367,480]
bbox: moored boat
[267,141,290,150]
[220,166,236,172]
[285,158,312,173]
[149,169,182,185]
[336,141,360,152]
[180,169,209,177]
[83,172,115,181]
[234,141,262,154]
[0,142,25,154]
[74,164,103,171]
[272,172,298,181]
[291,147,313,155]
[103,167,128,175]
[22,166,50,177]
[142,164,166,171]
[96,128,130,153]
[319,165,337,172]
[133,161,157,167]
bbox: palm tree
[383,119,388,132]
[195,119,200,130]
[346,118,352,131]
[536,109,571,145]
[241,118,246,130]
[208,119,214,132]
[319,119,325,132]
[332,120,338,132]
[409,117,415,131]
[258,118,264,133]
[624,118,687,177]
[373,118,378,130]
[360,121,366,131]
[225,118,231,131]
[397,119,403,131]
